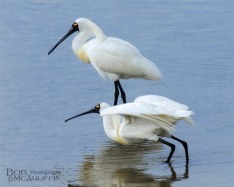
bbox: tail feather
[184,116,194,125]
[141,57,162,81]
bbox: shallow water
[0,0,234,186]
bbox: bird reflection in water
[68,142,189,187]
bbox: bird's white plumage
[135,95,189,111]
[99,95,193,144]
[101,101,192,119]
[72,18,162,81]
[101,95,193,120]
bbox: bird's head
[48,18,104,55]
[64,103,109,123]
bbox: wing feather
[101,96,193,132]
[135,95,189,111]
[140,114,175,132]
[88,38,161,80]
[101,102,193,118]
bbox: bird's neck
[86,20,106,42]
[72,20,106,54]
[102,115,120,130]
[102,114,126,143]
[99,103,126,143]
[72,30,92,50]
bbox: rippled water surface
[0,0,234,186]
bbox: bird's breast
[77,49,90,63]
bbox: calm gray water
[0,0,234,186]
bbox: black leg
[158,138,175,163]
[168,163,177,180]
[114,81,119,105]
[116,80,126,103]
[171,135,189,163]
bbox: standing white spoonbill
[48,18,162,105]
[65,95,194,163]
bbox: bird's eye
[72,22,79,31]
[72,22,78,27]
[94,104,100,113]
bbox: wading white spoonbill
[65,95,194,163]
[48,18,162,105]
